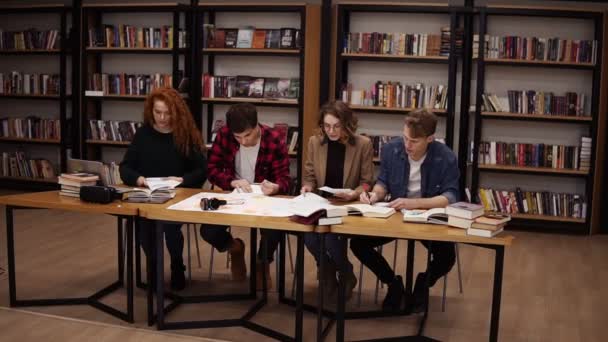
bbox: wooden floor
[0,201,607,341]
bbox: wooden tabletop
[329,214,513,246]
[137,188,314,233]
[0,191,138,216]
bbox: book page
[318,186,351,194]
[145,177,181,192]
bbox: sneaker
[320,262,338,303]
[382,275,405,313]
[410,272,430,314]
[170,269,186,291]
[256,262,273,291]
[229,238,247,281]
[342,270,358,302]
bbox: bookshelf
[80,3,190,166]
[333,3,461,168]
[469,6,606,233]
[0,4,72,190]
[195,3,321,191]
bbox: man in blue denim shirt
[351,109,459,313]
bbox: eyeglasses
[322,123,342,131]
[200,197,227,211]
[199,197,244,211]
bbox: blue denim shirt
[376,138,460,204]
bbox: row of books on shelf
[0,117,60,140]
[87,25,187,49]
[478,187,586,220]
[1,151,55,179]
[86,72,176,96]
[362,134,445,159]
[0,72,62,96]
[88,120,142,143]
[481,91,587,117]
[202,74,299,101]
[474,34,597,64]
[477,141,587,171]
[343,28,462,57]
[203,25,301,50]
[0,29,61,50]
[341,82,448,109]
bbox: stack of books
[58,173,99,198]
[446,201,508,237]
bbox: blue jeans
[305,233,353,273]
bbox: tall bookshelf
[195,3,320,192]
[0,4,72,190]
[469,6,606,233]
[332,2,461,166]
[79,3,191,167]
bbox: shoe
[170,269,186,291]
[320,262,338,303]
[256,262,273,290]
[342,270,358,302]
[410,272,430,314]
[229,238,247,281]
[382,275,405,313]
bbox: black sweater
[119,124,207,188]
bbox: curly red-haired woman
[120,87,206,291]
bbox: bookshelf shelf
[86,139,130,147]
[487,211,586,224]
[0,176,58,184]
[341,53,449,64]
[480,111,593,123]
[0,94,67,100]
[480,58,596,70]
[202,48,301,56]
[0,49,61,55]
[85,47,189,54]
[85,94,147,101]
[478,164,589,177]
[0,137,61,145]
[349,105,448,116]
[202,97,299,107]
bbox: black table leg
[489,246,504,342]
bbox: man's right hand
[231,179,252,193]
[360,191,378,204]
[300,185,313,194]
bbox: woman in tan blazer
[301,101,374,301]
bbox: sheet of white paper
[318,186,351,194]
[232,184,264,195]
[167,191,293,217]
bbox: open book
[288,194,395,219]
[341,204,395,218]
[402,208,448,224]
[123,177,180,203]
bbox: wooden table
[326,214,513,342]
[137,188,313,342]
[0,191,138,323]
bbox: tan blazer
[302,134,374,193]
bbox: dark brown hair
[317,100,358,145]
[143,87,204,156]
[404,108,437,138]
[226,103,258,133]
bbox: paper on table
[167,191,293,217]
[232,184,264,195]
[318,186,351,194]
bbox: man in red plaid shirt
[200,103,291,288]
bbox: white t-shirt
[235,141,260,183]
[407,154,426,198]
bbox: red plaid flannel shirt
[208,124,291,194]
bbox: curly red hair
[143,87,204,156]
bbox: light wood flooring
[0,200,607,341]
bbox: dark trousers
[350,237,455,287]
[200,224,282,263]
[137,218,185,271]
